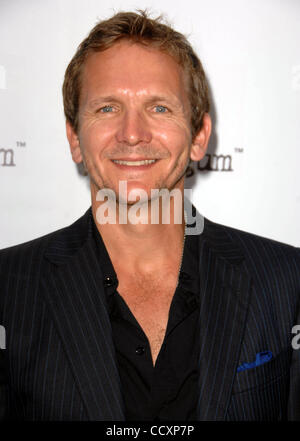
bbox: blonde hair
[62,10,210,138]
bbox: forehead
[79,40,189,104]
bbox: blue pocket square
[237,351,273,372]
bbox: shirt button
[135,346,145,356]
[103,276,113,287]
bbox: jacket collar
[43,207,125,420]
[44,206,246,267]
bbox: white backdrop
[0,0,299,248]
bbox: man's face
[67,40,208,203]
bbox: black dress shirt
[92,219,200,421]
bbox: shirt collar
[178,230,200,296]
[91,214,119,296]
[91,212,200,298]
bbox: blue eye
[100,106,114,113]
[154,105,167,113]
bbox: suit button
[103,276,114,287]
[135,346,145,355]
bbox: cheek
[79,122,115,157]
[154,122,191,158]
[155,118,190,140]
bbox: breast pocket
[226,349,291,421]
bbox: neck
[91,184,186,274]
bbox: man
[0,10,300,421]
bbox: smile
[112,159,157,166]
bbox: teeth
[113,159,156,166]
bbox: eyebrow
[87,96,119,109]
[143,95,181,106]
[86,94,183,109]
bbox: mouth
[112,159,157,166]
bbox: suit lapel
[197,218,253,420]
[42,209,125,420]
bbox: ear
[66,120,82,164]
[190,113,212,161]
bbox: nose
[116,110,152,146]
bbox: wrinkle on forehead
[111,88,148,98]
[79,40,191,116]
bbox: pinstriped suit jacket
[0,207,300,421]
